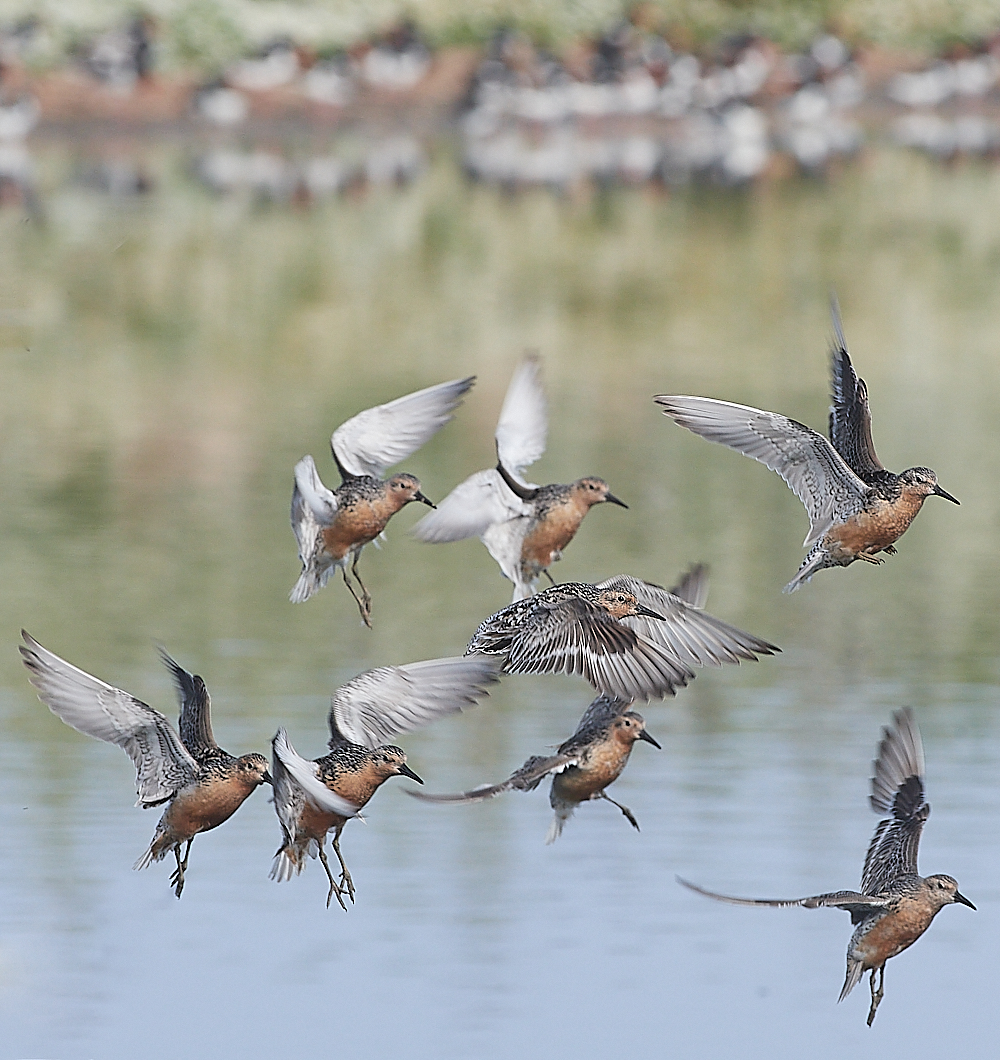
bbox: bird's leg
[599,791,640,832]
[332,832,355,903]
[318,844,347,911]
[341,565,372,629]
[542,569,557,587]
[169,839,192,898]
[856,550,885,565]
[350,552,373,626]
[883,545,897,555]
[866,966,885,1027]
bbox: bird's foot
[338,868,356,904]
[883,545,897,555]
[857,551,885,565]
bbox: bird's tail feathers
[545,803,575,844]
[839,958,865,1002]
[783,548,829,594]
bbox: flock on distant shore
[3,14,1000,209]
[22,300,970,1025]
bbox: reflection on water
[2,145,1000,1058]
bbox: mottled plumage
[465,572,778,701]
[270,655,501,907]
[290,375,475,624]
[655,301,958,592]
[20,632,271,898]
[412,356,626,601]
[411,693,660,842]
[679,709,974,1025]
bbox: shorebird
[679,708,975,1025]
[290,375,475,624]
[20,632,271,898]
[655,302,959,592]
[270,654,501,908]
[410,693,660,842]
[465,567,778,701]
[412,355,627,601]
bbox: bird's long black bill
[954,891,976,909]
[636,606,665,620]
[637,729,662,749]
[605,493,629,509]
[415,492,437,509]
[932,485,960,505]
[261,771,274,786]
[398,763,424,784]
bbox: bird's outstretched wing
[158,647,219,760]
[862,708,928,895]
[408,752,578,804]
[828,300,884,481]
[328,655,503,750]
[678,877,893,914]
[603,575,780,668]
[410,468,530,544]
[20,631,199,807]
[331,377,475,480]
[655,396,869,548]
[271,728,359,819]
[495,354,547,476]
[469,595,697,702]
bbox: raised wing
[410,468,530,544]
[828,300,884,481]
[470,595,697,701]
[655,396,869,548]
[862,708,928,895]
[20,631,199,807]
[678,877,893,915]
[668,564,709,609]
[563,693,630,745]
[331,376,475,480]
[407,751,577,804]
[329,655,502,750]
[271,728,359,819]
[605,576,780,668]
[495,354,547,475]
[157,647,219,759]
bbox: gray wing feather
[157,647,219,758]
[495,354,547,475]
[655,396,869,548]
[331,377,475,479]
[862,708,928,894]
[667,564,709,609]
[501,598,697,701]
[566,693,630,740]
[828,299,885,479]
[271,728,359,818]
[20,631,199,807]
[270,729,306,844]
[410,468,530,543]
[677,877,893,914]
[603,575,779,668]
[329,656,502,749]
[407,752,577,804]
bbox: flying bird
[410,693,660,842]
[412,355,627,601]
[290,375,475,624]
[679,708,975,1025]
[655,301,959,592]
[270,654,501,908]
[20,631,271,898]
[465,568,778,702]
